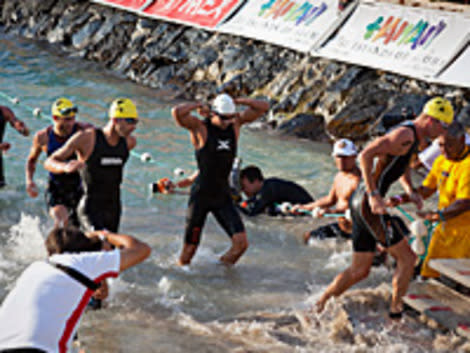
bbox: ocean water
[0,33,468,353]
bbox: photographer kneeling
[0,227,151,353]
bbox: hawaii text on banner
[217,0,352,52]
[317,1,470,81]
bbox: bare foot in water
[315,296,327,313]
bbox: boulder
[278,113,329,141]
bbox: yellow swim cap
[51,98,77,117]
[109,98,138,119]
[423,97,454,125]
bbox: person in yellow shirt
[388,121,470,278]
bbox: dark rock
[326,83,392,139]
[72,19,103,49]
[145,65,176,89]
[217,74,244,96]
[190,46,219,68]
[278,113,328,141]
[327,67,377,93]
[47,6,92,44]
[273,87,308,113]
[373,94,429,135]
[113,50,140,74]
[91,14,124,45]
[221,46,250,74]
[30,0,57,14]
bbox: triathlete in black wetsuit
[0,106,29,187]
[349,121,419,252]
[77,128,129,232]
[238,166,313,216]
[44,98,137,232]
[172,94,269,265]
[316,97,454,318]
[26,98,88,227]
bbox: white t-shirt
[0,250,120,353]
[418,134,470,170]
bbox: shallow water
[0,34,467,353]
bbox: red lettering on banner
[144,0,242,28]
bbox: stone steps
[402,278,470,339]
[429,258,470,289]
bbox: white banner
[318,1,470,80]
[437,44,470,88]
[218,0,352,52]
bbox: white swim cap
[332,138,357,157]
[212,94,236,115]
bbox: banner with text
[142,0,243,29]
[218,0,351,52]
[318,2,470,80]
[91,0,152,11]
[437,44,470,88]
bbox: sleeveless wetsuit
[349,122,418,251]
[185,119,244,245]
[0,108,6,186]
[45,125,83,226]
[77,129,129,232]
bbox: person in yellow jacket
[388,120,470,278]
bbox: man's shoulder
[264,177,295,188]
[35,127,52,144]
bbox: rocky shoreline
[1,0,469,141]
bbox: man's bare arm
[44,131,87,174]
[235,98,269,125]
[171,102,205,131]
[26,133,43,183]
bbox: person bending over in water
[239,165,314,216]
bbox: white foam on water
[324,249,352,270]
[156,276,185,308]
[6,213,46,263]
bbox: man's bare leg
[387,238,417,314]
[49,205,69,228]
[316,251,375,312]
[178,243,198,265]
[220,232,248,265]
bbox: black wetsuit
[349,122,417,252]
[77,129,129,232]
[239,178,314,216]
[46,125,83,226]
[308,223,351,240]
[184,119,244,245]
[0,108,7,187]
